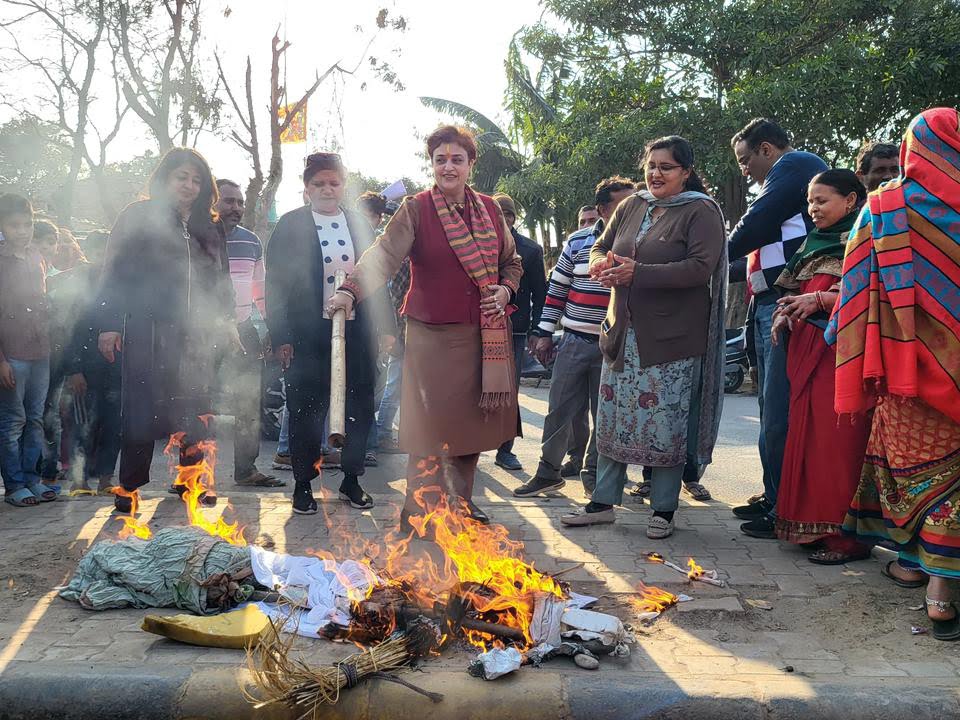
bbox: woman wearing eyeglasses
[327,126,522,530]
[265,152,396,515]
[561,136,727,540]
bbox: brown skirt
[399,318,518,457]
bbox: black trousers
[118,413,210,491]
[285,353,374,486]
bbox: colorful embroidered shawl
[826,107,960,422]
[429,185,513,410]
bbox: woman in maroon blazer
[330,126,522,530]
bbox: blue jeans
[753,300,789,517]
[0,358,50,492]
[368,351,404,450]
[593,455,683,511]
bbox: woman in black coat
[97,148,237,513]
[266,152,395,515]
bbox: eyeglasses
[646,163,683,174]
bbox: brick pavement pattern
[1,386,957,697]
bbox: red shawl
[828,107,960,422]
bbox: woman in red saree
[771,169,871,564]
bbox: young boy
[0,193,54,506]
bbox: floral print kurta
[596,326,696,467]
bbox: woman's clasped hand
[590,250,636,287]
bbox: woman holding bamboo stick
[328,126,523,530]
[266,152,396,515]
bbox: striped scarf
[430,185,513,410]
[826,107,960,422]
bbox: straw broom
[245,617,442,718]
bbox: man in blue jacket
[727,118,827,539]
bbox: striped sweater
[535,221,610,336]
[226,225,266,323]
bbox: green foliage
[503,0,960,236]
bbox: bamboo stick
[328,269,347,448]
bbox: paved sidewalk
[1,386,959,718]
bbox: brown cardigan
[590,193,725,370]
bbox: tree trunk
[553,216,564,252]
[720,171,750,328]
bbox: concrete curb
[2,663,960,719]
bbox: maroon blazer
[344,189,522,325]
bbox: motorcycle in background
[724,326,749,393]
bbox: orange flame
[164,435,247,546]
[687,557,704,580]
[110,487,152,540]
[630,582,679,614]
[383,483,565,650]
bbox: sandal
[97,475,120,496]
[26,482,58,502]
[682,482,711,501]
[808,548,871,566]
[235,471,286,487]
[629,481,651,498]
[68,484,97,497]
[4,487,39,507]
[646,515,674,539]
[927,597,960,641]
[881,560,927,588]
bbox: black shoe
[113,493,133,514]
[399,509,435,540]
[560,461,582,478]
[495,452,523,471]
[740,517,777,539]
[171,484,217,507]
[464,499,490,524]
[292,483,318,515]
[364,452,378,468]
[399,508,414,534]
[732,497,771,520]
[513,476,565,498]
[339,479,374,509]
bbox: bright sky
[183,0,546,213]
[0,0,548,214]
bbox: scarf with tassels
[430,185,514,410]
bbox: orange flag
[279,103,307,144]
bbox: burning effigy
[59,438,647,714]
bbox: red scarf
[829,107,960,421]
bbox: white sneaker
[561,506,615,526]
[646,515,674,539]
